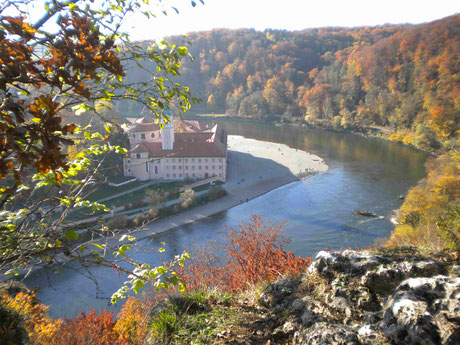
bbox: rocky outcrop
[259,250,459,344]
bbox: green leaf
[64,230,79,240]
[104,124,112,134]
[177,47,187,56]
[92,243,105,250]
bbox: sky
[18,0,459,41]
[122,0,460,41]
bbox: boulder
[379,275,460,345]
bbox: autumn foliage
[179,214,311,292]
[51,310,125,345]
[140,15,460,151]
[1,292,60,344]
[386,153,459,255]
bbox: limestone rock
[294,322,360,345]
[380,275,460,345]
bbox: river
[25,120,429,318]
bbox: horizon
[121,0,459,41]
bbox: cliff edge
[148,250,459,344]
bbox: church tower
[161,111,174,150]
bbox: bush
[133,214,147,226]
[107,215,129,230]
[179,189,196,209]
[115,297,152,345]
[179,214,311,292]
[148,207,159,218]
[0,302,29,345]
[51,310,124,345]
[1,292,60,345]
[207,186,226,201]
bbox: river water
[25,121,429,318]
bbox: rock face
[260,250,459,345]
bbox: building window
[141,133,145,139]
[179,173,182,177]
[166,166,169,170]
[151,133,155,138]
[172,165,176,170]
[185,159,188,163]
[212,165,215,170]
[146,162,149,172]
[205,166,208,170]
[192,173,195,177]
[192,166,195,170]
[219,165,222,169]
[166,173,169,178]
[132,133,136,138]
[127,159,131,164]
[136,153,140,159]
[212,158,215,162]
[191,158,195,162]
[198,158,201,163]
[178,159,182,162]
[173,173,176,178]
[198,166,202,170]
[205,159,208,163]
[154,166,158,174]
[219,174,222,177]
[172,159,175,163]
[127,169,131,173]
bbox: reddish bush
[180,214,311,292]
[51,310,125,345]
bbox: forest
[120,15,459,152]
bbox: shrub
[207,186,226,201]
[180,214,311,292]
[179,189,196,209]
[115,297,152,345]
[1,292,60,345]
[145,189,162,208]
[0,302,29,345]
[107,215,129,230]
[52,310,124,345]
[148,207,159,218]
[133,214,147,226]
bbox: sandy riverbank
[120,135,328,242]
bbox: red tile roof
[131,141,226,158]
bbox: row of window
[164,158,223,163]
[166,165,223,170]
[132,133,156,139]
[126,169,223,179]
[129,157,225,163]
[165,173,223,178]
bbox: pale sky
[122,0,459,41]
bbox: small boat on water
[353,210,377,217]
[398,194,406,200]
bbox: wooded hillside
[120,15,459,151]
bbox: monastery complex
[123,114,228,181]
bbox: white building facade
[123,116,227,181]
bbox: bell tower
[161,112,174,150]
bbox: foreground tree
[0,0,201,301]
